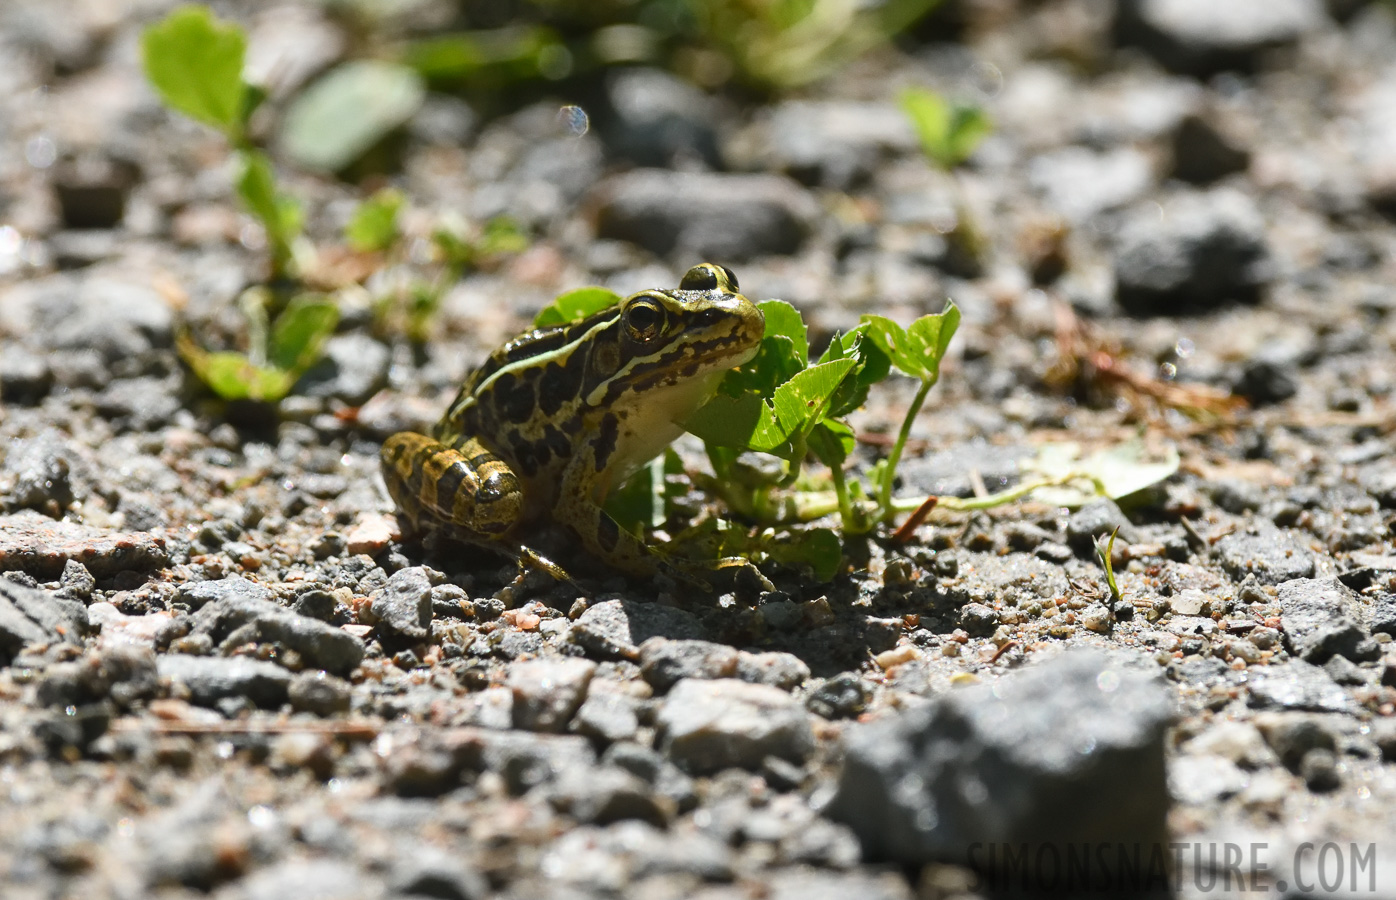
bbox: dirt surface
[3,1,1396,898]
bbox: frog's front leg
[380,432,524,539]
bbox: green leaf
[179,343,293,402]
[718,299,806,398]
[770,357,857,435]
[269,295,340,374]
[280,61,426,173]
[685,393,792,456]
[533,287,622,328]
[818,324,891,418]
[809,419,855,469]
[759,299,808,366]
[899,86,991,170]
[345,188,404,252]
[763,527,841,582]
[141,5,247,138]
[861,301,960,383]
[690,358,858,459]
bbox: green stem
[827,460,855,531]
[888,472,1107,515]
[879,377,933,521]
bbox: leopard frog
[381,263,764,581]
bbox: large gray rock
[157,654,292,708]
[602,68,722,170]
[1277,577,1380,664]
[160,579,364,675]
[824,651,1172,883]
[1214,523,1316,585]
[508,658,596,733]
[0,576,87,663]
[1247,660,1357,714]
[594,170,818,261]
[1113,189,1272,316]
[655,678,814,774]
[639,638,739,692]
[368,566,433,642]
[569,598,706,661]
[1114,0,1326,76]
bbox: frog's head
[611,263,764,381]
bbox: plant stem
[827,459,856,532]
[879,377,933,521]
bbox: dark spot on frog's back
[494,372,536,424]
[543,424,571,460]
[539,352,586,417]
[593,413,619,471]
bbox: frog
[380,263,765,585]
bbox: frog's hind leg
[380,432,523,537]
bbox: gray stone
[1,431,84,514]
[594,170,817,261]
[1028,146,1153,223]
[35,645,158,710]
[42,276,174,366]
[735,650,810,691]
[602,68,722,169]
[1114,0,1325,76]
[1369,594,1396,636]
[157,655,291,708]
[570,598,706,660]
[94,377,182,430]
[1215,524,1316,585]
[0,345,52,405]
[288,670,352,716]
[639,638,739,691]
[0,576,87,663]
[177,576,272,611]
[508,657,596,733]
[233,858,382,900]
[1234,344,1300,405]
[1246,661,1356,714]
[806,672,873,720]
[369,566,433,642]
[386,841,487,900]
[757,101,916,190]
[1277,577,1380,663]
[1113,189,1272,316]
[294,333,391,406]
[1065,498,1136,554]
[825,651,1172,877]
[159,584,364,676]
[571,691,641,744]
[1253,712,1340,770]
[656,678,815,774]
[548,765,669,826]
[1170,112,1251,184]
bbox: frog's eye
[717,265,738,291]
[624,297,666,342]
[679,265,719,291]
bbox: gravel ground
[3,0,1396,897]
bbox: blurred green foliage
[329,0,945,95]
